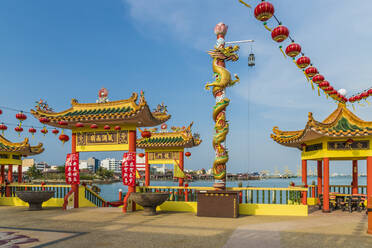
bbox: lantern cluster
[348,89,372,104]
[253,0,349,104]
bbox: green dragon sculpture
[205,46,240,182]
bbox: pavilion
[0,135,44,186]
[30,89,170,209]
[137,122,202,186]
[271,103,372,212]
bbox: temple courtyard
[0,207,371,248]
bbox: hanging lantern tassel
[310,80,315,90]
[317,87,321,96]
[325,93,329,99]
[303,70,310,82]
[352,104,356,111]
[366,99,371,105]
[279,46,286,58]
[238,0,251,8]
[358,102,365,107]
[263,22,272,32]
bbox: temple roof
[30,92,171,128]
[271,103,372,148]
[137,122,202,149]
[0,135,44,156]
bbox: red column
[145,152,150,186]
[0,165,4,184]
[301,160,307,205]
[367,157,372,207]
[323,158,330,212]
[179,151,184,187]
[352,160,358,194]
[7,165,13,183]
[368,196,372,235]
[17,165,22,183]
[128,130,136,211]
[71,133,79,208]
[317,160,322,199]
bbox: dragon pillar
[205,22,239,190]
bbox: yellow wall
[301,136,372,160]
[239,204,308,216]
[136,201,308,216]
[0,197,64,207]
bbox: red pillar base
[71,184,79,208]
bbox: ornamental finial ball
[214,22,228,36]
[338,89,347,96]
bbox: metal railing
[84,186,107,207]
[0,184,71,198]
[138,186,308,205]
[307,185,367,198]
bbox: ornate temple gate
[137,123,201,186]
[271,103,372,212]
[0,136,44,196]
[31,89,170,209]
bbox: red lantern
[0,109,2,115]
[324,86,334,93]
[368,89,372,96]
[349,96,355,102]
[15,126,23,136]
[361,92,369,99]
[28,127,36,138]
[39,117,50,124]
[90,124,98,129]
[319,81,330,90]
[16,112,27,122]
[161,124,168,130]
[58,120,68,126]
[59,134,70,144]
[52,129,59,135]
[114,126,121,131]
[138,153,145,158]
[285,43,301,57]
[254,1,274,22]
[0,123,7,135]
[141,130,151,138]
[329,90,337,95]
[296,56,310,69]
[103,125,110,130]
[312,74,324,84]
[75,122,84,128]
[41,128,48,135]
[305,66,318,78]
[271,25,289,42]
[185,152,191,157]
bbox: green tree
[56,165,65,174]
[96,167,113,179]
[27,165,42,179]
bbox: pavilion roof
[0,135,44,156]
[30,92,171,128]
[137,122,202,149]
[271,103,372,148]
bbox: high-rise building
[100,158,121,173]
[79,157,100,172]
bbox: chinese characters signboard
[148,151,179,161]
[328,140,369,150]
[65,153,80,185]
[122,152,136,186]
[75,130,129,152]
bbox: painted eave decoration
[270,103,372,148]
[30,91,171,128]
[137,122,202,149]
[0,135,44,155]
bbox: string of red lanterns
[253,0,355,105]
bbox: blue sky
[1,0,372,174]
